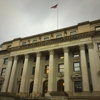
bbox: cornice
[7,31,100,52]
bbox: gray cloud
[0,0,100,44]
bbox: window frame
[22,42,26,46]
[33,39,37,43]
[73,62,81,72]
[58,63,64,73]
[4,58,8,64]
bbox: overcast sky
[0,0,100,44]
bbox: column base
[45,91,51,99]
[29,92,41,99]
[16,92,29,99]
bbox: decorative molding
[24,54,29,59]
[49,49,54,55]
[58,72,64,77]
[0,76,5,84]
[36,52,41,57]
[87,43,93,49]
[7,31,100,52]
[44,74,48,78]
[63,47,69,53]
[17,76,22,83]
[79,44,85,50]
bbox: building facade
[0,19,100,99]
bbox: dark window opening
[29,81,34,94]
[34,57,36,62]
[45,55,49,61]
[74,81,82,92]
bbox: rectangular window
[58,53,64,59]
[56,34,62,38]
[33,39,37,43]
[45,65,49,74]
[95,26,100,31]
[22,42,26,45]
[73,62,80,71]
[32,67,35,75]
[70,31,76,35]
[98,44,100,50]
[34,57,36,62]
[4,58,8,64]
[0,83,2,92]
[74,81,82,92]
[73,51,79,57]
[1,68,6,76]
[58,63,64,73]
[45,55,49,61]
[44,37,49,41]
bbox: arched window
[57,79,64,91]
[42,80,48,97]
[29,81,34,94]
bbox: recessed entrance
[57,79,64,91]
[29,81,34,94]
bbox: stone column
[48,50,54,91]
[8,56,18,92]
[87,43,100,91]
[63,47,71,92]
[1,57,13,92]
[33,52,41,93]
[80,44,89,91]
[20,54,29,93]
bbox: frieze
[8,31,100,52]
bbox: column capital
[79,44,85,50]
[8,56,13,61]
[87,43,93,49]
[63,47,69,53]
[24,54,29,59]
[36,52,41,57]
[49,49,54,55]
[14,56,18,60]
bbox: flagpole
[57,4,58,29]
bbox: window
[21,68,23,76]
[98,44,100,50]
[56,34,62,38]
[73,62,80,72]
[44,37,49,41]
[34,57,36,62]
[58,53,64,59]
[33,39,37,43]
[70,31,76,35]
[58,64,64,73]
[74,81,82,92]
[73,51,79,57]
[1,68,6,76]
[45,55,49,61]
[32,67,35,75]
[4,58,8,64]
[95,26,100,31]
[7,45,11,48]
[45,65,49,74]
[0,83,2,92]
[22,42,26,46]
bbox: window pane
[74,81,82,92]
[56,34,62,38]
[33,40,37,43]
[44,37,49,41]
[58,64,64,73]
[45,55,49,61]
[74,62,80,72]
[22,42,26,45]
[4,58,8,64]
[74,63,79,67]
[74,67,80,71]
[70,31,76,35]
[60,69,64,73]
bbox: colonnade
[1,43,100,94]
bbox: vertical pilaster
[87,43,100,91]
[80,44,89,91]
[20,54,29,93]
[63,47,71,92]
[8,56,18,92]
[48,50,54,91]
[1,57,13,92]
[33,52,41,93]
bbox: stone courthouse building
[0,19,100,100]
